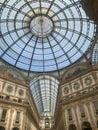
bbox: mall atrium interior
[0,0,98,130]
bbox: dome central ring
[30,15,53,38]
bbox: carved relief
[64,87,69,94]
[85,77,92,85]
[73,82,80,90]
[7,86,13,93]
[18,89,24,96]
[82,74,95,88]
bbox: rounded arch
[12,127,19,130]
[0,126,5,130]
[61,62,90,82]
[82,121,92,130]
[69,124,77,130]
[29,75,59,116]
[0,65,26,84]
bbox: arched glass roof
[30,75,59,116]
[92,40,98,64]
[0,0,96,72]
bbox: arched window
[68,109,73,120]
[79,105,85,118]
[82,122,92,130]
[69,124,77,130]
[45,117,50,128]
[12,127,19,130]
[0,126,5,130]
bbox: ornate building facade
[0,0,98,130]
[0,63,98,130]
[0,66,40,130]
[60,64,98,130]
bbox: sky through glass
[30,75,59,116]
[0,0,96,72]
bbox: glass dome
[0,0,96,72]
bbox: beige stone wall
[0,103,26,130]
[60,66,98,130]
[0,77,39,130]
[63,97,98,130]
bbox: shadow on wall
[69,124,76,130]
[82,122,92,130]
[0,126,5,130]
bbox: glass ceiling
[0,0,96,72]
[30,75,59,116]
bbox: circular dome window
[0,0,96,72]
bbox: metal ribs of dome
[0,0,96,72]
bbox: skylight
[0,0,96,72]
[30,75,59,116]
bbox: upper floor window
[1,109,7,122]
[79,105,85,118]
[15,112,20,124]
[93,101,98,115]
[68,109,72,120]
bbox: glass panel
[0,0,96,72]
[92,41,98,64]
[30,75,59,116]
